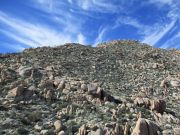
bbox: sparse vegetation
[0,40,179,134]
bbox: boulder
[39,80,54,89]
[150,99,166,113]
[54,120,63,132]
[18,66,43,79]
[57,80,66,90]
[174,128,180,135]
[170,78,180,87]
[79,124,87,135]
[134,97,166,113]
[87,83,98,95]
[81,84,88,91]
[113,123,124,135]
[1,68,17,81]
[94,128,104,135]
[46,90,53,101]
[132,118,161,135]
[30,68,43,79]
[134,97,150,108]
[18,66,33,77]
[40,129,49,135]
[6,86,24,98]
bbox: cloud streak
[142,19,177,45]
[0,9,86,51]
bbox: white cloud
[74,0,121,13]
[148,0,173,5]
[142,19,176,45]
[0,11,77,49]
[113,16,147,30]
[77,33,86,44]
[160,31,180,48]
[94,26,109,45]
[68,0,73,4]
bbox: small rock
[40,130,49,135]
[54,120,63,132]
[87,83,98,95]
[162,129,173,135]
[58,130,66,135]
[165,124,172,129]
[58,80,66,90]
[81,84,88,91]
[150,99,166,113]
[34,124,43,131]
[44,89,54,101]
[6,86,24,98]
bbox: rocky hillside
[0,40,179,135]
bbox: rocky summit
[0,40,180,135]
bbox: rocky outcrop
[132,118,161,135]
[134,97,166,113]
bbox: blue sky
[0,0,180,53]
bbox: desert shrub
[27,111,41,122]
[16,128,29,135]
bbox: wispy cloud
[160,30,180,49]
[142,19,176,45]
[94,26,109,45]
[148,0,173,6]
[0,7,87,51]
[77,33,86,44]
[75,0,120,13]
[0,11,74,47]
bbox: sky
[0,0,180,53]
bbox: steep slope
[0,40,179,135]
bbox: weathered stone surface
[150,99,166,113]
[87,83,98,95]
[134,97,150,108]
[58,130,66,135]
[94,128,104,135]
[173,128,180,135]
[6,86,24,98]
[18,66,33,77]
[54,120,63,132]
[81,84,88,91]
[57,80,66,90]
[79,124,87,135]
[132,118,161,135]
